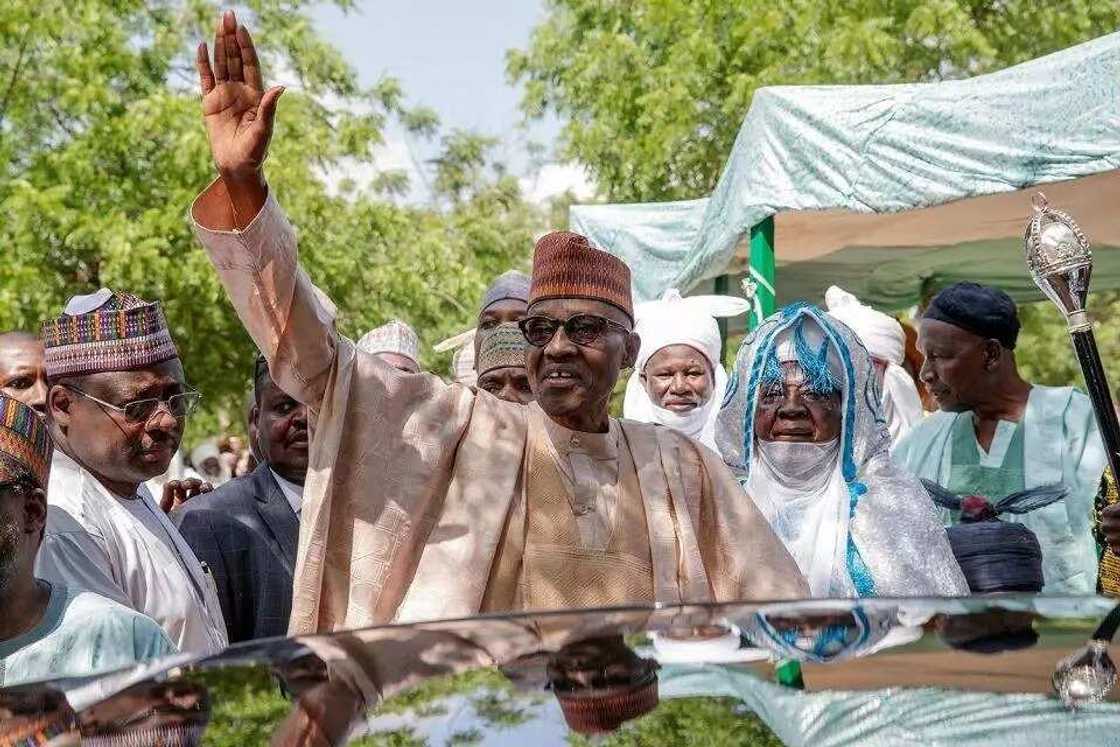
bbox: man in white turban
[824,287,923,445]
[623,290,748,451]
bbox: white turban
[824,286,922,444]
[189,440,230,486]
[623,289,749,450]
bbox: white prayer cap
[824,286,904,365]
[357,319,421,366]
[632,289,749,372]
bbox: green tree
[0,0,537,442]
[1017,294,1120,392]
[509,0,1120,203]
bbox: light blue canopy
[570,32,1120,308]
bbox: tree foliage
[510,0,1120,389]
[0,0,537,441]
[509,0,1120,203]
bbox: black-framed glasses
[519,314,631,348]
[62,384,202,423]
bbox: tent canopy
[570,32,1120,310]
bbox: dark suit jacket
[172,463,298,643]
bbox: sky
[309,1,592,204]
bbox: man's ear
[248,404,261,453]
[25,486,48,535]
[983,339,1004,370]
[47,384,73,431]
[623,332,641,370]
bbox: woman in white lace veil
[716,303,967,598]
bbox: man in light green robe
[896,283,1105,593]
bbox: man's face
[0,481,48,588]
[917,319,993,412]
[478,366,534,405]
[640,344,713,413]
[375,352,420,374]
[525,299,639,429]
[49,359,187,490]
[754,362,842,443]
[252,376,310,485]
[0,337,47,415]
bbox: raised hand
[196,10,284,183]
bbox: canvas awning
[570,32,1120,311]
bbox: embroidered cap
[41,288,179,380]
[529,231,633,322]
[480,270,531,313]
[357,319,421,366]
[0,395,52,490]
[476,323,529,376]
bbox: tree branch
[0,27,33,127]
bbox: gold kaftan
[190,179,809,634]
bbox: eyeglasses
[518,314,631,348]
[62,384,202,423]
[0,480,28,495]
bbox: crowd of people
[0,11,1116,707]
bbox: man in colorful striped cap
[0,395,175,687]
[475,323,534,405]
[35,288,227,654]
[188,11,806,634]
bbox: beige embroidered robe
[191,180,809,634]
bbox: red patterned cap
[529,231,633,322]
[554,672,659,735]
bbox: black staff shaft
[1071,329,1120,484]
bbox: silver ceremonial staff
[1024,193,1120,483]
[1025,193,1120,707]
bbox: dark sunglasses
[63,384,202,424]
[518,314,631,348]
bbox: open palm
[197,11,284,180]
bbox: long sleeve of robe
[190,180,808,634]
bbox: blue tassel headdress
[739,303,876,596]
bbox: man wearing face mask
[895,282,1105,594]
[623,289,748,451]
[35,289,227,654]
[717,303,968,598]
[174,355,309,642]
[187,10,805,633]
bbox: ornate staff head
[1053,604,1120,709]
[1024,193,1093,332]
[1053,639,1117,709]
